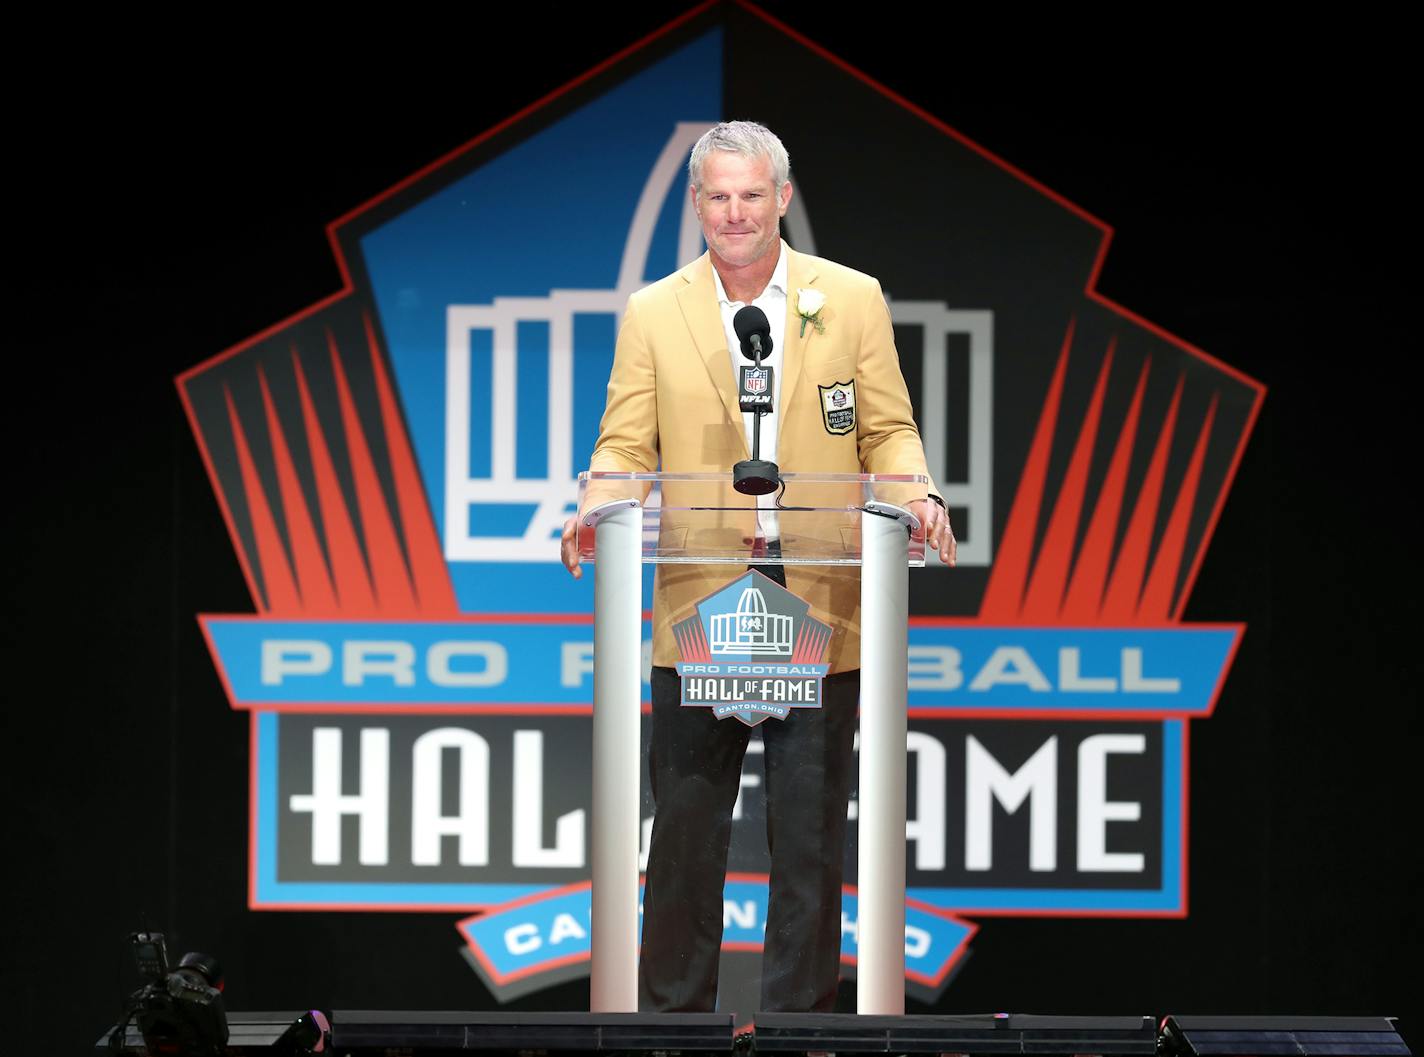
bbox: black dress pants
[638,654,860,1013]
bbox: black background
[6,5,1418,1054]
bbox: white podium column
[857,509,909,1014]
[588,503,642,1012]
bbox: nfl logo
[746,367,767,394]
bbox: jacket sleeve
[581,294,660,514]
[853,278,942,502]
[590,294,660,474]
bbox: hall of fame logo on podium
[673,570,832,725]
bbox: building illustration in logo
[437,114,986,571]
[175,2,1263,1009]
[710,586,793,656]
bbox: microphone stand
[733,336,780,495]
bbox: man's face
[693,150,792,270]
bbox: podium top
[576,471,928,566]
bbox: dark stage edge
[97,1011,1410,1056]
[1162,1016,1410,1057]
[753,1013,1155,1053]
[100,1010,311,1053]
[331,1011,736,1052]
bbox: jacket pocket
[812,355,854,383]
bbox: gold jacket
[589,243,937,673]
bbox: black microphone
[733,305,774,361]
[729,305,780,496]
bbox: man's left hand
[909,498,956,566]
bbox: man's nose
[727,196,743,221]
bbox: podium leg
[857,510,908,1014]
[589,504,642,1012]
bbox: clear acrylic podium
[576,471,928,1016]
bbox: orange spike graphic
[364,310,458,614]
[224,386,300,614]
[1060,358,1151,623]
[326,327,419,615]
[1137,394,1218,622]
[256,365,339,614]
[290,348,379,615]
[1099,375,1184,621]
[793,621,829,664]
[978,318,1074,621]
[1021,339,1116,622]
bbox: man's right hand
[561,515,586,579]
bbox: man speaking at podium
[560,122,954,1013]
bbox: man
[560,122,954,1012]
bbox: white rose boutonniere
[796,288,826,337]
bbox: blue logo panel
[252,713,545,908]
[907,625,1239,715]
[458,884,606,984]
[908,719,1185,913]
[208,618,648,707]
[453,877,974,988]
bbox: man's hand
[909,498,956,566]
[560,515,587,579]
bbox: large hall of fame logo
[176,2,1263,1005]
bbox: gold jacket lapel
[676,255,749,459]
[779,246,819,449]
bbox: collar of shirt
[712,241,789,307]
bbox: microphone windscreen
[732,305,773,359]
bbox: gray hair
[688,121,791,193]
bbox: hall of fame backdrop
[175,3,1264,1006]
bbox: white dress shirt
[713,244,788,541]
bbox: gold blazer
[589,243,938,673]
